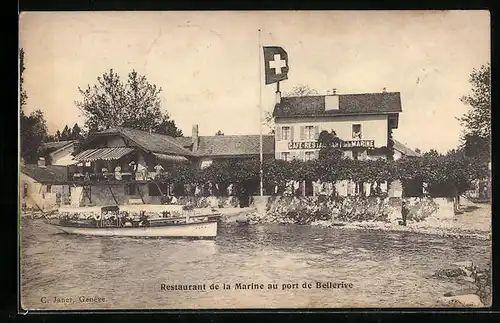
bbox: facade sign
[288,140,375,150]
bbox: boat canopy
[118,204,185,213]
[58,206,104,214]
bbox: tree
[60,125,71,140]
[20,110,49,164]
[155,115,183,137]
[215,130,224,136]
[19,48,49,163]
[20,48,28,110]
[75,69,183,136]
[283,84,319,97]
[458,63,490,161]
[71,123,83,140]
[317,130,343,161]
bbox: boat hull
[52,221,218,239]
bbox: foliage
[459,63,490,140]
[215,130,224,136]
[458,63,490,166]
[20,110,49,164]
[282,84,319,97]
[19,48,28,109]
[19,49,50,164]
[158,149,483,198]
[75,69,182,137]
[49,123,85,141]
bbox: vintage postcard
[19,11,491,310]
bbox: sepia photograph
[19,10,491,310]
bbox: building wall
[275,115,389,160]
[20,173,68,210]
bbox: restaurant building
[272,89,418,197]
[273,89,402,161]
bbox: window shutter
[290,126,295,141]
[276,126,282,141]
[314,150,319,160]
[300,126,305,140]
[314,126,320,139]
[299,151,305,161]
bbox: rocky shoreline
[433,261,491,307]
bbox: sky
[19,11,490,153]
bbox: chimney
[38,157,46,168]
[382,87,387,93]
[192,124,199,151]
[326,88,338,96]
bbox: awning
[153,153,189,163]
[73,147,135,162]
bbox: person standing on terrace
[128,161,137,180]
[114,165,122,181]
[154,163,164,179]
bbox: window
[352,124,362,139]
[23,183,28,198]
[305,126,315,140]
[352,151,359,160]
[282,126,291,140]
[305,151,315,161]
[281,152,290,161]
[46,185,52,193]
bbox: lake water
[20,218,490,310]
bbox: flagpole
[258,29,264,197]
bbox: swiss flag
[263,46,289,85]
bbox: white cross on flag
[263,46,289,85]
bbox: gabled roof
[83,127,193,157]
[393,139,421,157]
[20,164,68,183]
[273,92,402,118]
[41,140,76,153]
[176,135,275,157]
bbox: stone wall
[246,195,455,225]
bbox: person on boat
[170,194,178,204]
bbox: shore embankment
[20,195,491,239]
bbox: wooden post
[107,182,118,205]
[136,184,146,204]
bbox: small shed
[20,160,70,211]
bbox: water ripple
[20,219,490,309]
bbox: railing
[69,171,161,182]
